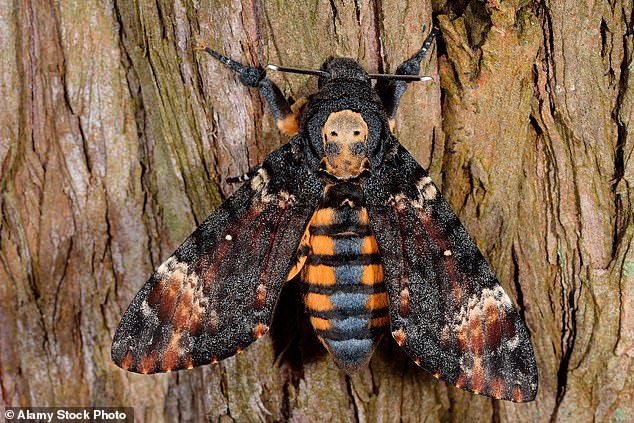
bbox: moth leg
[225,165,261,184]
[198,45,299,135]
[376,26,439,131]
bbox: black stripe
[322,182,365,208]
[315,325,385,341]
[320,200,364,212]
[300,281,386,294]
[310,223,373,236]
[308,253,382,266]
[309,307,389,321]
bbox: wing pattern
[364,142,538,402]
[111,139,324,373]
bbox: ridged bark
[1,0,632,421]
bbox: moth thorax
[319,110,371,179]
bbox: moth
[111,27,538,402]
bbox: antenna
[369,74,433,81]
[266,65,330,78]
[266,64,433,82]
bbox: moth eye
[330,131,338,137]
[325,142,341,156]
[353,130,361,136]
[351,141,366,156]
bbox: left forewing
[364,143,538,402]
[111,139,323,373]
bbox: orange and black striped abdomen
[300,182,388,372]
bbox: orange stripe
[310,316,331,330]
[361,264,384,285]
[361,236,379,254]
[310,235,335,255]
[369,314,389,328]
[358,208,370,224]
[303,264,336,285]
[310,208,336,226]
[366,292,388,310]
[305,292,333,311]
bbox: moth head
[318,110,372,179]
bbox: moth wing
[364,143,538,402]
[111,140,323,373]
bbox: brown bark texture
[1,0,632,422]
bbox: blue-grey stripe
[326,338,374,363]
[334,264,364,285]
[330,292,368,313]
[334,237,363,255]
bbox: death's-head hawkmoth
[111,27,538,403]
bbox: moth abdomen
[300,183,388,372]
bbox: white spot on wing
[391,193,407,210]
[507,335,520,350]
[141,300,153,318]
[166,259,189,277]
[251,168,275,203]
[492,286,513,308]
[422,184,437,200]
[278,190,296,207]
[157,256,177,276]
[225,234,233,241]
[416,175,437,201]
[416,176,432,189]
[444,249,452,256]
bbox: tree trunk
[1,0,632,422]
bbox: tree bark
[1,0,632,422]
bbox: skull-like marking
[319,110,371,179]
